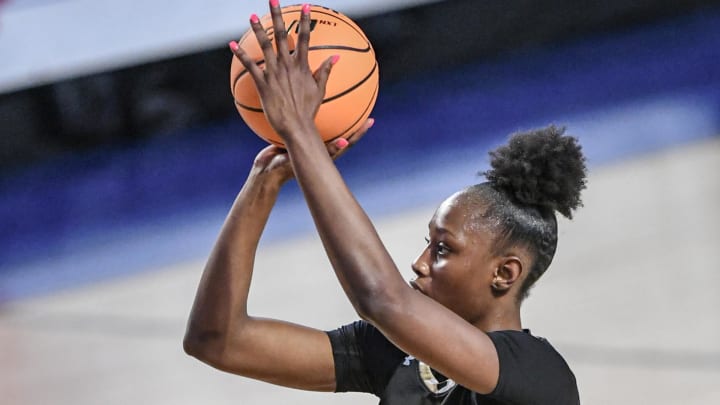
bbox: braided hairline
[467,184,558,302]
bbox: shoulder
[485,330,579,405]
[487,329,566,361]
[329,320,403,353]
[327,320,407,396]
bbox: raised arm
[183,138,366,391]
[231,2,501,395]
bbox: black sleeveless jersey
[327,321,580,405]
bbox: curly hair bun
[484,125,587,219]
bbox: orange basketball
[230,4,379,147]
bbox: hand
[252,118,374,184]
[230,2,333,141]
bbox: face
[410,191,500,324]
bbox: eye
[426,237,451,257]
[436,242,451,257]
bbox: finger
[269,0,290,63]
[248,13,277,72]
[345,118,375,147]
[327,118,375,160]
[253,145,285,167]
[229,41,265,85]
[313,55,340,96]
[325,137,349,160]
[296,4,311,68]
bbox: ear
[491,256,523,292]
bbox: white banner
[0,0,440,94]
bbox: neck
[472,301,522,332]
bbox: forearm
[285,131,407,318]
[184,168,282,354]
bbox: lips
[409,278,426,295]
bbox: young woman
[184,2,586,404]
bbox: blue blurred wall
[1,9,719,301]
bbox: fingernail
[336,138,349,149]
[367,118,375,128]
[302,4,310,14]
[331,55,340,65]
[250,14,259,24]
[270,0,279,7]
[228,41,239,51]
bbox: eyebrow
[428,224,457,238]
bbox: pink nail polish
[336,138,349,149]
[228,41,239,51]
[270,0,279,8]
[250,14,259,24]
[302,4,311,14]
[367,118,375,128]
[331,55,340,65]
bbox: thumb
[314,54,340,95]
[253,145,284,168]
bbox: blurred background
[1,0,719,403]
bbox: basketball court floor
[1,136,718,404]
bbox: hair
[469,125,587,301]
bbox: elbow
[182,334,203,358]
[354,292,382,322]
[183,325,254,375]
[183,327,225,367]
[353,282,408,325]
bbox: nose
[411,247,431,277]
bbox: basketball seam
[234,75,378,140]
[322,62,377,103]
[308,44,371,52]
[331,79,379,140]
[235,61,378,113]
[232,44,372,95]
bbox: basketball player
[184,2,585,403]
